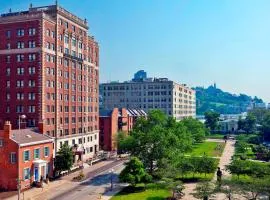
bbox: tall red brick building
[0,3,99,160]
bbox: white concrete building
[100,77,196,120]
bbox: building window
[17,29,24,37]
[28,41,36,48]
[16,105,24,113]
[64,21,68,29]
[28,80,35,87]
[64,35,69,44]
[6,30,11,38]
[24,168,30,180]
[6,93,10,101]
[28,93,35,100]
[29,54,36,61]
[17,42,24,49]
[16,80,24,87]
[29,67,35,74]
[17,93,24,100]
[46,29,50,37]
[6,67,11,76]
[17,54,24,62]
[28,105,35,113]
[17,67,24,75]
[34,148,40,159]
[44,147,49,157]
[6,80,10,88]
[10,152,16,164]
[6,43,11,49]
[0,139,3,147]
[23,150,30,162]
[29,28,36,36]
[6,56,11,63]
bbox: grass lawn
[177,172,215,183]
[187,141,225,157]
[206,134,225,139]
[111,184,170,200]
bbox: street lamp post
[109,169,114,191]
[17,114,26,200]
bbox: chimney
[38,121,44,134]
[4,121,11,139]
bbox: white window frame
[23,150,30,162]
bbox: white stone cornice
[0,47,41,54]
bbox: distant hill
[194,84,263,115]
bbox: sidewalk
[182,139,235,200]
[0,159,122,200]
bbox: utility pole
[17,115,26,200]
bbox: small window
[6,30,11,38]
[10,152,16,164]
[34,148,40,159]
[0,139,3,147]
[24,168,30,180]
[44,147,49,157]
[24,150,30,162]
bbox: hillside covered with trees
[195,84,263,115]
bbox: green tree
[181,117,209,143]
[204,111,220,131]
[121,110,193,174]
[262,112,270,141]
[197,156,217,177]
[192,181,215,200]
[243,113,257,134]
[226,160,249,179]
[159,178,184,199]
[119,157,151,187]
[54,144,73,174]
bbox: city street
[0,159,125,200]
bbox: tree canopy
[119,110,208,174]
[204,111,220,131]
[54,144,74,174]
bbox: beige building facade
[100,78,196,120]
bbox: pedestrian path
[182,139,235,200]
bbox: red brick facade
[99,108,146,151]
[0,4,99,158]
[0,122,53,191]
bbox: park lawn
[111,184,170,200]
[187,141,225,157]
[206,134,225,139]
[177,172,215,183]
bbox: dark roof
[10,129,53,146]
[99,109,113,117]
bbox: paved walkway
[0,159,124,200]
[182,139,235,200]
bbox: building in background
[100,73,196,120]
[219,119,238,133]
[0,3,99,160]
[99,108,147,151]
[132,70,147,81]
[0,121,53,191]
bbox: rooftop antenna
[29,3,33,9]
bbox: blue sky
[1,0,270,102]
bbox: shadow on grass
[114,186,145,195]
